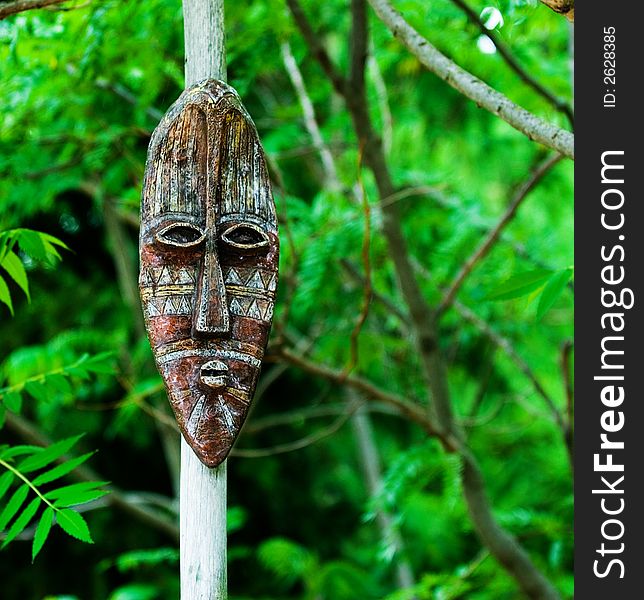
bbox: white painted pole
[180,1,227,599]
[180,440,227,599]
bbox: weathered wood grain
[140,78,279,467]
[180,438,227,599]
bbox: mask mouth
[200,360,228,389]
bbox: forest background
[0,0,574,598]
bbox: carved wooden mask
[139,79,278,467]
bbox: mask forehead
[139,79,278,467]
[142,83,277,233]
[216,107,277,232]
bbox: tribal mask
[139,79,279,467]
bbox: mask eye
[156,223,206,248]
[220,223,269,251]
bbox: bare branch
[276,346,458,451]
[342,257,568,444]
[349,0,368,99]
[285,0,347,97]
[103,196,146,339]
[281,42,342,192]
[263,152,300,336]
[379,184,566,275]
[342,179,373,377]
[232,398,362,458]
[459,450,559,600]
[279,342,560,599]
[24,155,84,179]
[560,340,574,465]
[95,77,164,122]
[341,259,409,328]
[452,300,568,432]
[0,0,73,19]
[539,0,574,22]
[243,402,398,434]
[349,397,416,589]
[448,0,573,125]
[289,2,562,595]
[438,153,563,315]
[366,0,574,158]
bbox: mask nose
[193,238,230,336]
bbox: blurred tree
[0,0,573,598]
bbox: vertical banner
[575,3,644,596]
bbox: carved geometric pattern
[228,295,273,321]
[141,266,198,287]
[223,267,277,292]
[145,295,194,316]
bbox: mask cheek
[159,358,202,426]
[224,360,258,399]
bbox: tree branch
[438,153,563,315]
[459,449,559,600]
[281,42,343,192]
[0,0,72,19]
[342,257,570,456]
[366,0,574,159]
[285,0,347,97]
[288,2,562,595]
[349,395,416,590]
[232,398,361,458]
[448,0,573,125]
[276,346,458,451]
[560,340,574,464]
[539,0,574,22]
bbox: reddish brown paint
[139,79,278,467]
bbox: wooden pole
[180,440,227,599]
[180,1,227,599]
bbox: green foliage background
[0,0,573,598]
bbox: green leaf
[33,453,96,486]
[24,380,50,403]
[32,506,54,561]
[536,268,573,321]
[0,484,29,531]
[40,233,71,251]
[66,354,92,379]
[44,373,73,398]
[0,471,14,502]
[1,496,41,548]
[67,352,115,378]
[0,445,42,460]
[0,405,5,428]
[107,584,159,600]
[45,481,109,500]
[56,508,93,543]
[258,537,316,583]
[2,390,22,413]
[0,250,30,301]
[32,232,70,266]
[54,488,110,508]
[112,547,179,573]
[82,352,116,375]
[0,275,13,316]
[16,230,48,262]
[17,435,84,474]
[486,270,552,302]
